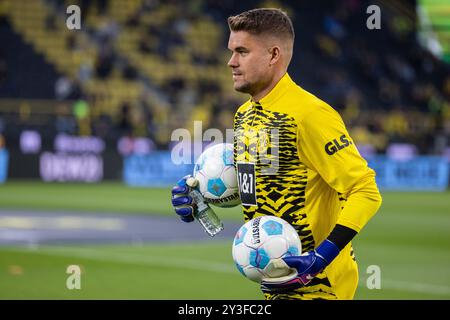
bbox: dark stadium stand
[0,0,449,154]
[0,17,59,98]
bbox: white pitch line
[6,246,450,297]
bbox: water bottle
[189,188,224,237]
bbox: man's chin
[234,83,251,94]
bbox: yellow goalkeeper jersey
[233,73,382,300]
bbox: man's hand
[261,239,340,293]
[171,175,199,222]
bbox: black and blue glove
[261,239,340,293]
[171,175,199,222]
[261,224,357,293]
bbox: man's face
[227,31,273,96]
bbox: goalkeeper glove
[261,239,340,293]
[171,175,199,223]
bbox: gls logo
[324,134,352,155]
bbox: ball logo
[207,192,240,205]
[251,217,262,245]
[211,182,222,195]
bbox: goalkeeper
[172,8,382,300]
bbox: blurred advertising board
[369,156,449,191]
[0,149,8,183]
[8,132,123,182]
[123,152,193,187]
[125,154,449,190]
[40,152,103,182]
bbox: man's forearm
[336,174,382,232]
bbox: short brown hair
[227,8,294,41]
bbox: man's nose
[227,53,238,68]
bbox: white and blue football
[232,216,302,283]
[193,143,241,208]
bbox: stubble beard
[234,81,254,95]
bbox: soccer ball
[193,143,241,208]
[232,216,302,283]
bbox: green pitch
[0,181,449,299]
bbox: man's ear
[268,46,281,66]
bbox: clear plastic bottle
[189,188,224,237]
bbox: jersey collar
[252,73,293,108]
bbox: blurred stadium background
[0,0,449,299]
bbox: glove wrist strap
[315,239,340,264]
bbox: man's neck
[251,71,286,102]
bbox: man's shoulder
[289,86,346,131]
[283,83,338,120]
